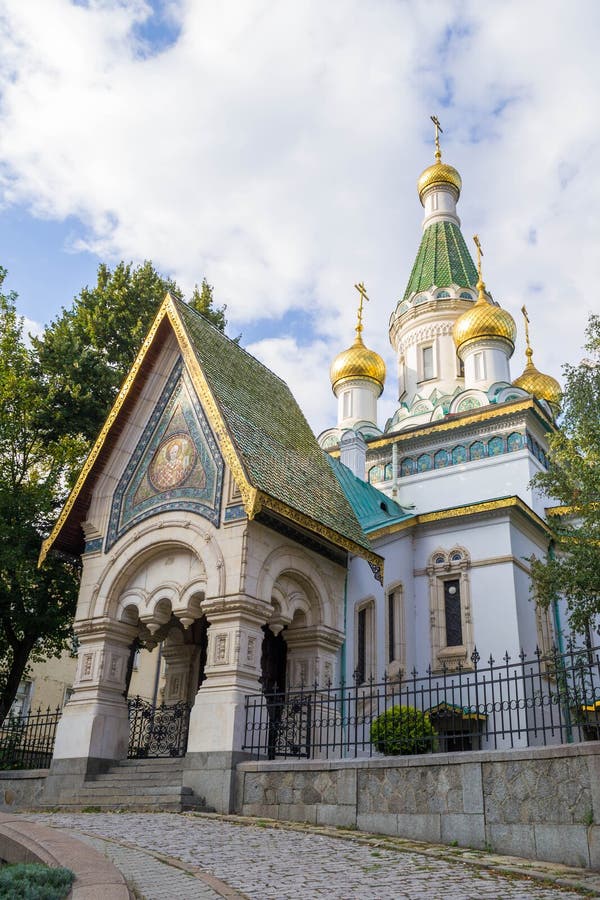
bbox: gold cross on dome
[473,234,484,282]
[521,305,532,350]
[354,281,370,337]
[431,114,443,161]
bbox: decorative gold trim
[165,299,259,519]
[366,399,552,451]
[256,490,384,578]
[40,293,378,576]
[546,505,573,517]
[38,295,174,566]
[369,496,550,540]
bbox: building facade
[39,131,567,810]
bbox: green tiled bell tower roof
[403,221,478,302]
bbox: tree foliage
[0,271,81,724]
[0,261,229,723]
[35,262,229,445]
[531,314,600,635]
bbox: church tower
[453,236,516,390]
[388,117,478,412]
[329,283,386,432]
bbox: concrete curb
[0,812,130,899]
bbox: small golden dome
[418,162,462,203]
[453,283,516,353]
[330,333,386,394]
[513,349,561,413]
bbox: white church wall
[381,449,543,517]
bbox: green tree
[0,271,81,725]
[35,262,229,445]
[531,314,600,636]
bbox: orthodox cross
[354,281,370,337]
[431,114,443,161]
[521,305,532,354]
[473,234,484,282]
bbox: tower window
[474,352,485,381]
[421,345,434,381]
[342,390,352,419]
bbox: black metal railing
[0,706,61,770]
[127,696,191,759]
[243,642,600,760]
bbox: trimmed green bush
[370,704,436,755]
[0,863,74,899]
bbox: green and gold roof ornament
[513,306,561,416]
[330,282,386,394]
[453,235,516,353]
[417,114,462,204]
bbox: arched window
[427,547,473,671]
[386,584,405,676]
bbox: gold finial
[521,305,533,361]
[354,281,369,339]
[431,114,443,162]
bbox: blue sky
[0,0,598,433]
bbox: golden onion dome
[453,282,516,353]
[513,348,561,414]
[330,333,386,395]
[418,161,462,204]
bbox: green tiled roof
[174,299,374,555]
[326,456,412,534]
[403,221,478,301]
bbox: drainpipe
[548,539,572,742]
[548,540,564,654]
[340,567,349,757]
[391,443,398,499]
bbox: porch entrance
[125,614,209,759]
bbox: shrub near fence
[0,707,61,770]
[243,642,600,760]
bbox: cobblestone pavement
[27,812,596,900]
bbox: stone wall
[0,770,48,812]
[236,743,600,869]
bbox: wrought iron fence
[127,696,191,759]
[0,706,61,770]
[243,642,600,760]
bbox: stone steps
[43,758,211,813]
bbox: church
[38,124,565,811]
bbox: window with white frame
[386,585,405,676]
[355,599,376,684]
[10,681,32,718]
[474,351,486,382]
[421,345,434,381]
[427,547,473,670]
[342,390,352,419]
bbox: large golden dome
[513,348,561,414]
[330,333,386,394]
[418,162,462,203]
[453,283,516,353]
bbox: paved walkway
[26,812,599,899]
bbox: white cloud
[0,0,598,430]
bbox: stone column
[284,623,344,688]
[184,595,272,813]
[44,618,138,802]
[161,629,197,705]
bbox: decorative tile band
[368,430,547,484]
[224,504,246,523]
[83,537,104,555]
